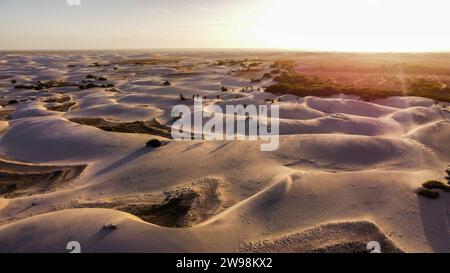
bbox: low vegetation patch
[102,223,118,230]
[422,180,450,192]
[215,59,261,68]
[14,80,79,90]
[416,176,450,199]
[118,58,182,66]
[44,96,72,103]
[69,117,172,139]
[79,82,114,89]
[146,139,162,148]
[72,178,226,228]
[416,188,440,199]
[266,60,450,102]
[46,101,77,112]
[0,158,86,198]
[13,79,113,91]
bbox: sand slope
[0,52,449,253]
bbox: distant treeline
[266,71,450,102]
[297,64,450,77]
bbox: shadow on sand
[84,227,117,252]
[208,141,231,154]
[419,193,450,253]
[95,147,154,176]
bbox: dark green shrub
[146,139,162,148]
[103,223,118,230]
[416,188,440,199]
[262,73,272,79]
[422,180,450,192]
[86,83,96,89]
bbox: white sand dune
[12,105,58,119]
[278,114,404,136]
[408,120,450,162]
[305,97,398,117]
[0,52,448,253]
[390,106,449,132]
[271,135,444,170]
[0,168,447,253]
[373,96,436,109]
[0,116,147,162]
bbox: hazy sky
[1,0,449,51]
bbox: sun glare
[251,0,450,52]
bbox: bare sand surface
[0,51,449,253]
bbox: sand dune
[0,52,448,253]
[390,106,448,132]
[305,97,398,117]
[0,116,148,162]
[408,120,450,161]
[239,221,403,253]
[68,177,227,228]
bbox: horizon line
[1,48,450,54]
